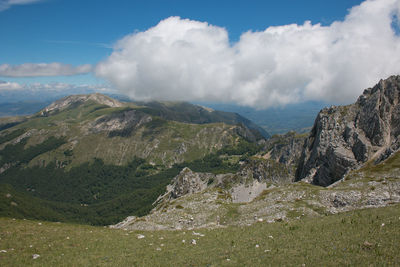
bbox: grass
[0,204,399,266]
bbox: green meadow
[1,204,399,266]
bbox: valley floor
[0,204,399,266]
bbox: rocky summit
[296,75,400,186]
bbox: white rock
[268,235,274,239]
[0,250,7,253]
[255,244,259,248]
[192,231,205,237]
[258,218,263,222]
[191,239,197,245]
[32,254,40,259]
[182,240,186,243]
[137,234,145,239]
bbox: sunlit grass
[1,204,399,266]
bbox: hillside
[113,76,400,231]
[0,93,265,225]
[111,148,400,230]
[1,204,399,266]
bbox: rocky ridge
[113,150,400,231]
[296,75,400,186]
[39,93,123,116]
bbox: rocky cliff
[296,75,400,186]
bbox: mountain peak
[296,75,400,186]
[40,93,123,116]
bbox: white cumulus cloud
[0,63,92,77]
[96,0,400,108]
[0,80,23,90]
[0,0,42,11]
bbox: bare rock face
[238,158,292,184]
[40,93,123,116]
[260,131,307,179]
[90,109,152,136]
[160,167,212,201]
[296,76,400,186]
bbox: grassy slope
[0,204,399,266]
[2,101,240,168]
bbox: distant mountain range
[0,90,326,135]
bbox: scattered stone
[160,244,164,247]
[38,223,42,225]
[264,250,271,252]
[66,237,70,240]
[268,235,274,239]
[32,254,40,259]
[191,239,197,245]
[156,247,161,251]
[137,234,145,239]
[255,244,259,248]
[192,231,205,237]
[159,237,164,240]
[362,241,373,250]
[0,250,7,253]
[258,218,263,222]
[227,259,231,261]
[5,193,11,198]
[10,201,17,206]
[381,223,385,227]
[29,245,33,248]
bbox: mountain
[0,93,266,225]
[296,75,400,186]
[132,100,270,139]
[2,76,400,230]
[195,101,327,135]
[114,76,400,230]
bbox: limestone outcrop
[296,76,400,186]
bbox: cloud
[0,81,115,103]
[0,81,111,92]
[0,63,92,77]
[96,0,400,108]
[0,0,42,11]
[0,80,23,90]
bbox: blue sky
[1,0,363,65]
[0,0,399,108]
